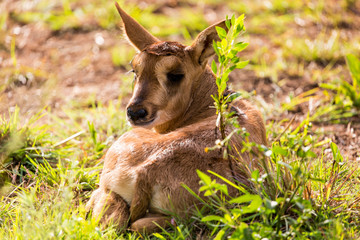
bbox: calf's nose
[127,107,148,121]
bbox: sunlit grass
[111,44,136,68]
[247,13,295,35]
[280,30,346,65]
[8,0,208,40]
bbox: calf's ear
[187,20,228,67]
[115,2,159,51]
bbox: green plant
[180,114,359,239]
[338,54,360,109]
[345,54,360,107]
[317,54,360,122]
[0,170,119,239]
[211,15,249,143]
[0,107,58,186]
[88,121,106,157]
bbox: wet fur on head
[145,42,186,57]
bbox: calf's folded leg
[86,188,130,231]
[130,213,172,234]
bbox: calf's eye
[167,73,184,83]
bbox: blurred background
[0,0,359,158]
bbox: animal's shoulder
[106,117,221,166]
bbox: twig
[52,130,85,147]
[273,115,296,143]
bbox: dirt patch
[0,21,128,118]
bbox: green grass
[1,0,360,239]
[8,0,208,39]
[321,54,360,110]
[0,102,131,239]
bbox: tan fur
[86,3,267,233]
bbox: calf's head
[115,3,227,131]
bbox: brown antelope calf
[86,3,267,233]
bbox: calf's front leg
[130,213,172,234]
[86,188,130,231]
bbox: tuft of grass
[0,107,58,188]
[0,98,131,238]
[320,54,360,110]
[248,13,294,35]
[302,54,360,123]
[9,0,208,40]
[0,168,119,239]
[280,30,344,65]
[173,116,360,239]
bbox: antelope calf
[86,3,267,233]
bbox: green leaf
[221,38,227,50]
[264,198,278,210]
[224,213,233,224]
[88,121,97,145]
[216,26,227,40]
[244,195,262,213]
[213,40,220,56]
[211,94,220,104]
[251,170,259,181]
[346,54,360,87]
[231,15,235,26]
[211,60,218,74]
[272,145,288,157]
[216,77,221,88]
[330,142,343,163]
[230,194,258,204]
[197,169,212,185]
[220,79,227,94]
[220,55,225,64]
[305,150,317,158]
[225,92,241,103]
[236,14,245,25]
[235,60,249,69]
[152,233,167,240]
[199,185,209,192]
[201,215,223,222]
[341,80,357,102]
[231,55,240,64]
[234,42,249,52]
[215,229,226,240]
[217,184,229,196]
[225,17,231,29]
[319,83,338,91]
[203,189,214,196]
[229,194,262,214]
[222,69,231,81]
[235,24,244,36]
[208,170,249,194]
